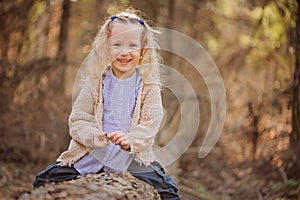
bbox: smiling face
[108,22,143,79]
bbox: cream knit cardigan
[57,74,163,167]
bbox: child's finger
[109,132,124,142]
[96,133,105,141]
[115,136,126,145]
[120,141,130,150]
[109,131,125,138]
[109,131,121,137]
[93,133,110,148]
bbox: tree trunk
[57,0,71,63]
[55,0,71,93]
[290,0,300,163]
[19,173,160,200]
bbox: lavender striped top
[74,68,142,174]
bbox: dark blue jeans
[33,161,180,200]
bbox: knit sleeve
[68,78,102,148]
[127,84,164,165]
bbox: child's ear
[139,49,144,64]
[140,49,144,57]
[138,56,143,66]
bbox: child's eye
[113,43,121,47]
[129,43,138,48]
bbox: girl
[33,9,179,200]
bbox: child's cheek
[109,49,118,60]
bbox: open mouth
[117,58,132,65]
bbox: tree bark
[55,0,71,93]
[19,173,160,200]
[57,0,71,63]
[290,0,300,162]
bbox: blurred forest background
[0,0,300,199]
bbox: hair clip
[110,15,145,26]
[139,19,145,25]
[111,15,117,21]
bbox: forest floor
[1,143,299,200]
[177,143,300,200]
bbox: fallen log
[19,172,161,200]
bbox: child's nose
[120,46,130,55]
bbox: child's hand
[93,132,110,148]
[109,131,131,150]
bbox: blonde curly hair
[84,9,161,85]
